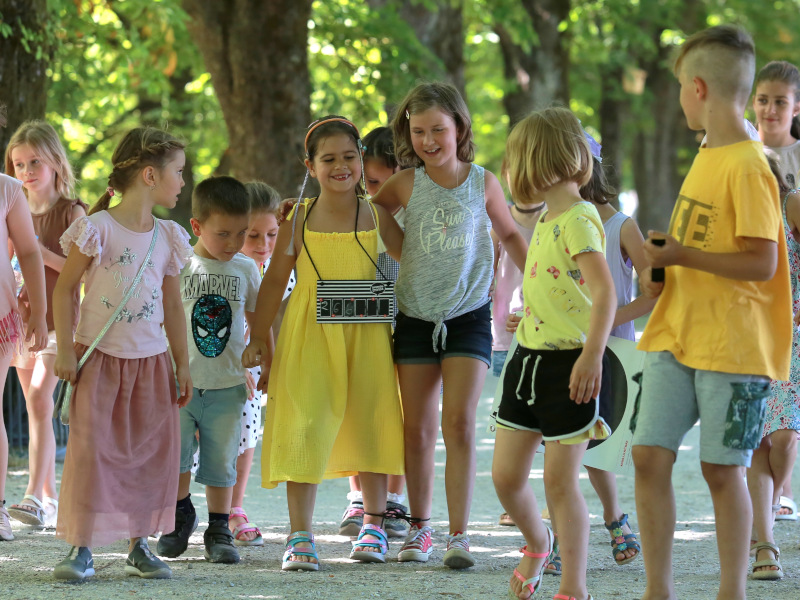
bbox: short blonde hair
[4,120,76,198]
[673,25,755,104]
[391,82,474,168]
[505,107,592,204]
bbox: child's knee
[440,415,475,443]
[768,429,798,453]
[633,445,674,477]
[700,461,743,490]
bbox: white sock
[387,493,406,505]
[346,490,363,503]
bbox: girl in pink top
[5,121,86,529]
[0,107,48,543]
[51,128,193,581]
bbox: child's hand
[54,345,78,385]
[242,339,268,369]
[644,231,681,268]
[569,350,602,404]
[245,369,256,400]
[794,310,800,327]
[277,199,297,224]
[505,313,521,333]
[25,315,48,353]
[639,266,664,299]
[175,364,193,408]
[256,364,271,392]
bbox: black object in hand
[651,239,666,282]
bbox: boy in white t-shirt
[157,176,266,564]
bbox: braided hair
[90,127,185,215]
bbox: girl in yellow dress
[242,116,405,570]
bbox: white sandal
[43,497,59,529]
[0,505,14,541]
[775,496,798,522]
[7,494,45,528]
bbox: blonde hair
[91,127,185,215]
[245,181,281,215]
[505,107,592,204]
[391,82,474,168]
[673,25,755,104]
[4,120,76,198]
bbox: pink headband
[304,118,360,154]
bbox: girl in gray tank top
[372,82,529,569]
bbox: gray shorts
[631,351,769,467]
[179,384,248,487]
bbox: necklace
[441,164,467,235]
[514,202,545,214]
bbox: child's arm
[162,273,192,408]
[370,169,413,212]
[53,246,93,384]
[784,191,800,325]
[569,251,616,403]
[242,217,297,389]
[39,203,87,273]
[375,204,404,262]
[645,230,777,281]
[485,172,528,272]
[613,218,657,328]
[245,310,274,391]
[8,195,47,351]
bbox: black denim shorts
[393,302,492,366]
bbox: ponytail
[89,190,113,215]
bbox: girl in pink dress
[52,128,193,580]
[0,109,48,543]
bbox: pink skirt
[56,349,179,547]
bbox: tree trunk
[598,65,626,208]
[181,0,312,197]
[0,0,50,156]
[494,0,571,127]
[368,0,465,99]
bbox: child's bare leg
[492,428,549,599]
[747,439,780,575]
[286,482,318,564]
[354,471,388,552]
[17,356,59,502]
[544,441,590,600]
[440,356,486,533]
[702,462,750,600]
[633,444,677,600]
[768,429,798,507]
[349,475,361,492]
[177,470,191,500]
[586,466,637,562]
[0,355,10,503]
[388,475,405,496]
[397,364,441,522]
[229,447,257,541]
[206,485,233,517]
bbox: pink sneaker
[443,531,475,569]
[397,524,434,562]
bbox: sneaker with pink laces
[397,524,434,562]
[338,501,364,537]
[443,531,475,569]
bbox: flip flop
[775,496,798,522]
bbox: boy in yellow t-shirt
[632,25,792,600]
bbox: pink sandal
[553,595,594,600]
[508,527,553,599]
[230,506,263,547]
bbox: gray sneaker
[384,500,409,538]
[54,546,95,581]
[204,519,240,564]
[338,501,364,537]
[125,539,172,579]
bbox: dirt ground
[2,372,800,600]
